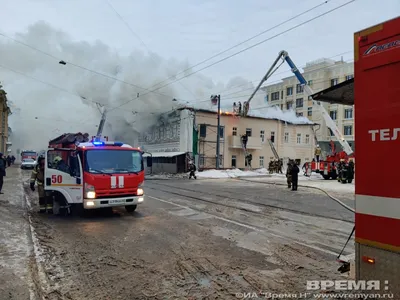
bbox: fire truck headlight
[137,188,144,196]
[86,191,96,199]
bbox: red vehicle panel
[355,17,400,248]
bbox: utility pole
[216,95,221,169]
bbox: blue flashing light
[93,141,105,146]
[113,142,124,146]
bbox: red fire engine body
[307,141,355,180]
[312,16,399,295]
[354,17,399,293]
[44,132,145,213]
[21,150,37,161]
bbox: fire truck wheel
[322,175,330,180]
[331,173,338,180]
[125,205,137,213]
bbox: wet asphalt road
[18,170,355,300]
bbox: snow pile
[249,106,313,125]
[196,168,270,178]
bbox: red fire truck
[21,150,38,161]
[43,108,151,214]
[313,16,400,296]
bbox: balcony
[228,136,262,150]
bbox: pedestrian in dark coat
[291,162,300,191]
[0,153,6,194]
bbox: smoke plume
[0,21,307,154]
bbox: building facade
[0,85,12,154]
[139,107,316,173]
[195,109,315,169]
[262,58,354,154]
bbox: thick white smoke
[0,21,308,155]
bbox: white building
[139,107,316,173]
[262,58,354,153]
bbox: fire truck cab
[44,133,147,214]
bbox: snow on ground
[196,168,355,196]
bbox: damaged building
[139,107,317,174]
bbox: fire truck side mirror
[146,156,152,167]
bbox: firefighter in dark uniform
[268,160,274,174]
[291,161,300,191]
[241,134,248,149]
[246,153,252,168]
[188,162,197,179]
[348,158,355,183]
[30,156,52,213]
[286,160,293,189]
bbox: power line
[105,0,199,101]
[213,51,352,97]
[140,0,333,91]
[0,32,182,102]
[109,0,356,112]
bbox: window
[284,132,289,143]
[281,91,283,99]
[286,102,293,110]
[296,112,303,117]
[331,78,339,86]
[232,127,237,136]
[296,84,304,93]
[297,133,301,144]
[329,110,337,120]
[199,155,205,166]
[345,75,354,80]
[270,131,275,143]
[199,124,206,137]
[231,155,236,168]
[286,86,293,96]
[264,95,268,102]
[296,98,303,108]
[308,80,313,86]
[219,126,224,138]
[47,150,78,176]
[271,92,280,101]
[246,128,252,137]
[259,156,264,168]
[329,128,334,136]
[260,130,265,143]
[344,108,353,119]
[305,134,310,144]
[344,125,353,136]
[307,107,312,116]
[84,149,143,174]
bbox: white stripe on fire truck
[356,194,400,220]
[111,176,117,189]
[118,176,124,188]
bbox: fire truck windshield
[84,149,143,174]
[21,151,36,156]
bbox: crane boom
[282,52,353,156]
[244,50,353,156]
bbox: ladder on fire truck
[242,143,251,170]
[242,50,354,157]
[267,138,279,160]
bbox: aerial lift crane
[242,51,354,176]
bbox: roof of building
[311,78,354,106]
[142,151,186,157]
[189,108,316,126]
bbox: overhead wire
[0,32,184,103]
[108,0,356,112]
[105,0,199,101]
[137,0,333,90]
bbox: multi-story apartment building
[261,58,354,153]
[139,107,316,173]
[0,84,12,154]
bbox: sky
[0,0,398,151]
